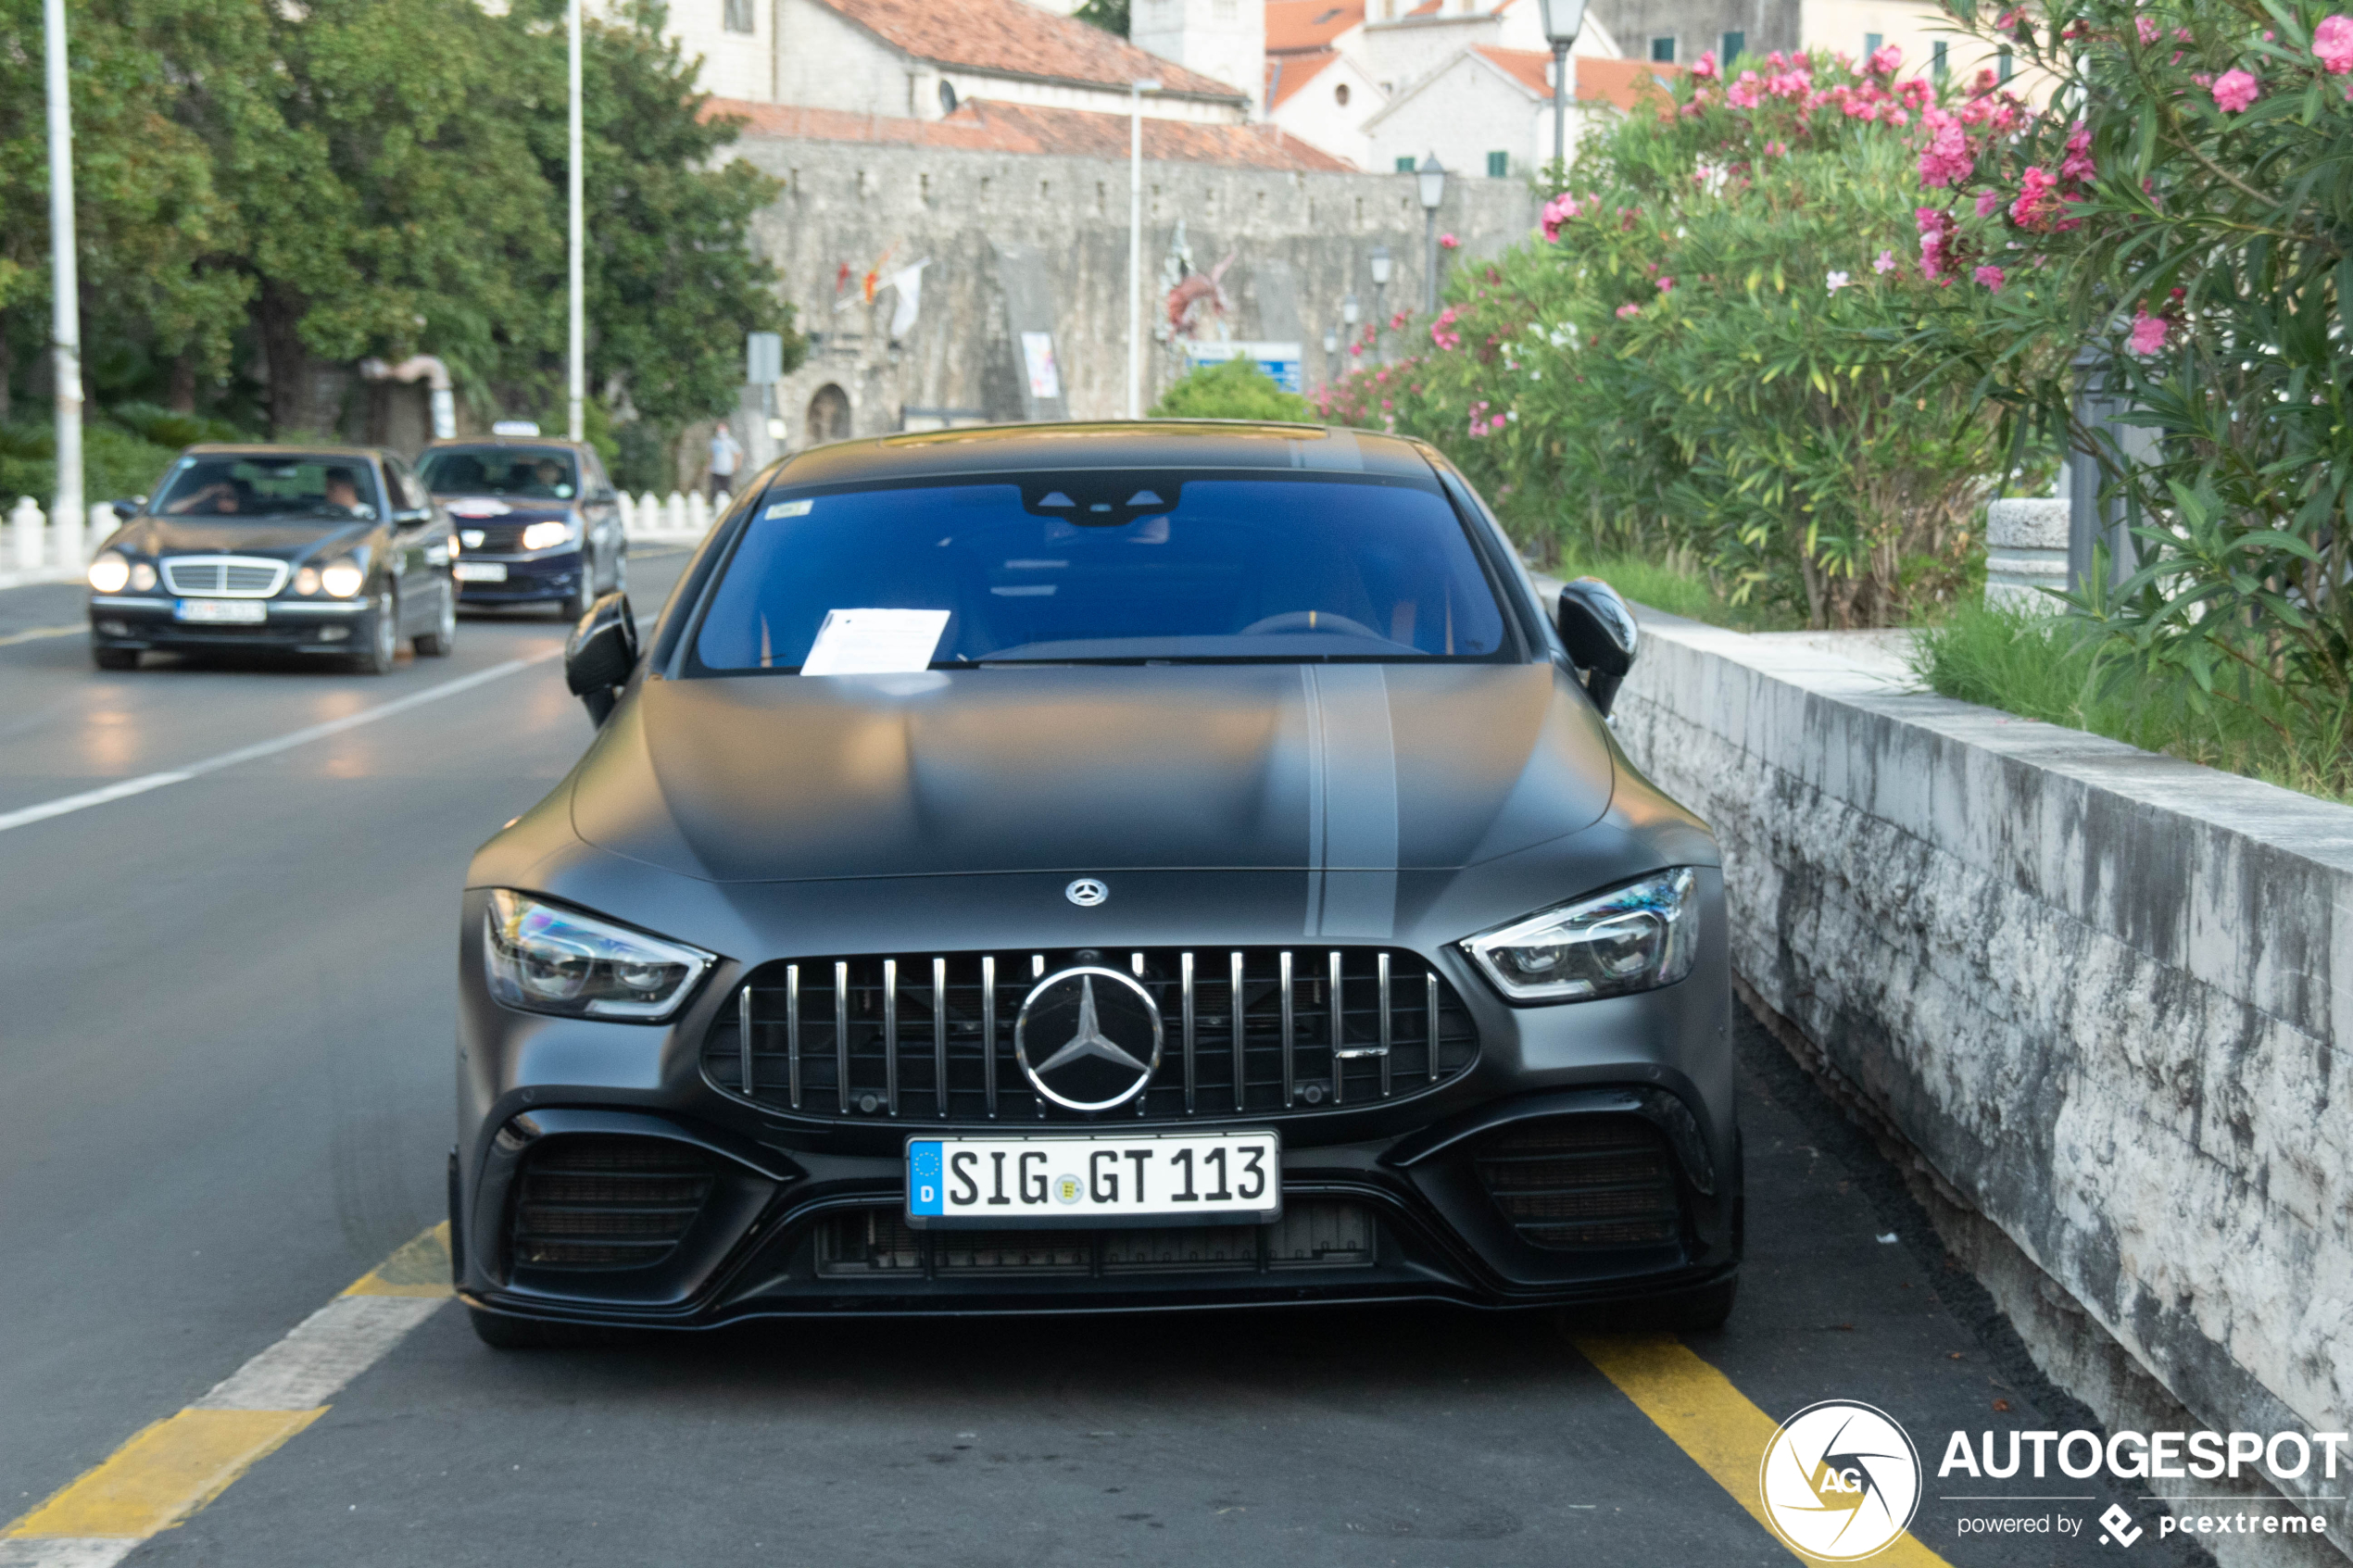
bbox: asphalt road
[0,558,2210,1568]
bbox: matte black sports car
[417,438,626,619]
[454,421,1737,1346]
[87,445,457,673]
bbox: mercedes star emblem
[1013,966,1164,1110]
[1065,877,1108,907]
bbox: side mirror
[391,507,431,527]
[565,592,639,725]
[109,496,146,521]
[1555,577,1639,716]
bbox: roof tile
[710,96,1355,170]
[814,0,1243,101]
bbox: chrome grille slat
[715,947,1478,1124]
[161,555,290,598]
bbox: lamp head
[1341,293,1360,325]
[1536,0,1587,45]
[1416,154,1447,211]
[1323,328,1340,354]
[1368,245,1393,285]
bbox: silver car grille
[162,557,288,597]
[706,946,1479,1123]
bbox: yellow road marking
[3,1410,321,1539]
[0,624,82,648]
[343,1222,453,1298]
[1576,1335,1956,1567]
[5,1224,450,1548]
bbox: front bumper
[89,594,371,653]
[454,551,581,605]
[452,872,1741,1328]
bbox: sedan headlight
[88,552,131,593]
[1460,868,1700,1003]
[319,558,366,597]
[484,890,714,1022]
[520,519,575,552]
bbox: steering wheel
[1237,610,1384,639]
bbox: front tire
[413,583,456,657]
[92,646,139,671]
[354,589,398,674]
[556,571,591,623]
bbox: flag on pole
[886,259,931,338]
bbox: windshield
[419,445,578,499]
[689,472,1513,671]
[152,455,383,520]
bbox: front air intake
[510,1135,715,1270]
[1473,1117,1682,1250]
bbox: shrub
[1150,357,1310,421]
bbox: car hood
[113,517,377,560]
[570,662,1615,884]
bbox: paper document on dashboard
[799,608,950,675]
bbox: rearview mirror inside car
[1555,577,1639,716]
[565,592,639,725]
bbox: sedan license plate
[907,1131,1279,1229]
[453,561,508,582]
[173,598,267,623]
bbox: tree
[1151,356,1309,420]
[1072,0,1128,38]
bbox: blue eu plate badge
[908,1141,945,1216]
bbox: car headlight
[293,566,321,596]
[132,561,157,590]
[320,558,366,597]
[520,520,574,552]
[484,890,714,1022]
[1460,868,1700,1003]
[88,552,131,593]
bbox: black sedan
[416,439,626,619]
[454,421,1738,1347]
[87,445,457,673]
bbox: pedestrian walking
[708,424,743,501]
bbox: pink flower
[2212,69,2259,111]
[1873,249,1897,273]
[1764,139,1786,157]
[1348,343,1364,356]
[2316,15,2353,72]
[1727,70,1762,107]
[1615,302,1642,319]
[1438,232,1461,249]
[1917,206,1957,279]
[1390,310,1408,330]
[2127,307,2169,355]
[1974,264,2006,291]
[1867,43,1903,75]
[1917,107,1972,187]
[2135,15,2159,44]
[1692,50,1719,78]
[1826,270,1851,293]
[1975,189,2004,218]
[1541,193,1583,242]
[1656,275,1676,293]
[2059,119,2095,182]
[2009,165,2060,227]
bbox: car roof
[178,444,389,461]
[421,438,591,452]
[773,420,1435,487]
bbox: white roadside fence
[3,495,110,586]
[618,490,714,544]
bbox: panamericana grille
[510,1135,715,1269]
[704,947,1478,1123]
[1474,1117,1682,1250]
[161,556,288,596]
[816,1200,1376,1277]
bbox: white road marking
[0,652,560,837]
[0,1541,138,1568]
[194,1296,447,1411]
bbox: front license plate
[453,561,508,582]
[906,1131,1280,1229]
[174,598,266,623]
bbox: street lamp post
[44,0,81,537]
[1127,78,1161,420]
[1367,245,1392,359]
[1537,0,1587,175]
[567,0,585,442]
[1416,155,1447,314]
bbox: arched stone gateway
[806,383,851,445]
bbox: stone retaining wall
[1609,613,2353,1561]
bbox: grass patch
[1912,601,2352,803]
[1551,544,1807,633]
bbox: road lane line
[0,652,560,838]
[1575,1335,1957,1567]
[0,625,84,648]
[1,1225,452,1562]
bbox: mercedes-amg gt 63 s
[453,420,1737,1347]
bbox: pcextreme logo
[1758,1400,1924,1562]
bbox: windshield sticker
[764,499,813,520]
[799,608,950,676]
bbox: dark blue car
[418,438,626,619]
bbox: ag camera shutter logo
[1758,1400,1922,1561]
